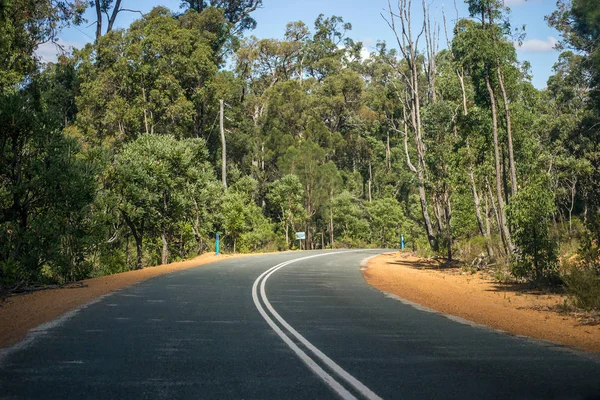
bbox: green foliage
[562,234,600,310]
[108,134,214,268]
[506,175,559,283]
[220,179,278,252]
[366,197,405,248]
[332,191,369,243]
[3,0,600,307]
[563,265,600,310]
[266,174,306,247]
[74,6,227,148]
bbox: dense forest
[1,0,599,306]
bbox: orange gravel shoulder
[0,253,252,349]
[363,252,600,353]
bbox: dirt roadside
[0,253,254,349]
[363,252,600,353]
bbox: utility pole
[220,99,227,188]
[368,163,372,203]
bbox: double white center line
[251,252,383,400]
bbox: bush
[563,265,600,310]
[562,233,600,310]
[506,175,559,284]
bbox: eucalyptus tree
[547,0,600,241]
[280,140,341,248]
[75,7,227,149]
[0,69,96,285]
[452,17,514,255]
[382,0,438,251]
[331,191,369,245]
[89,0,141,42]
[366,197,404,248]
[108,134,213,269]
[0,0,85,89]
[0,1,97,287]
[266,174,306,247]
[180,0,262,35]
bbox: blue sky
[41,0,563,89]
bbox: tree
[366,197,404,248]
[452,16,515,255]
[267,174,306,247]
[331,191,369,245]
[108,134,212,269]
[0,0,85,90]
[74,7,225,148]
[180,0,262,34]
[0,83,96,285]
[547,0,600,243]
[220,176,273,252]
[90,0,141,42]
[506,175,558,284]
[383,0,438,251]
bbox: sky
[39,0,563,89]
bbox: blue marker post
[401,234,405,251]
[215,233,220,255]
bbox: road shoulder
[0,253,250,349]
[362,252,600,353]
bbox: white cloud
[34,39,83,63]
[360,37,375,61]
[360,47,371,62]
[514,36,558,53]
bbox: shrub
[506,175,559,284]
[562,233,600,310]
[563,265,600,310]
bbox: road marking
[252,251,384,400]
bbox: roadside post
[401,234,405,251]
[216,233,220,255]
[295,232,306,250]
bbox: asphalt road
[1,250,599,399]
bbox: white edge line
[360,254,380,268]
[255,250,384,400]
[381,292,600,363]
[0,291,116,365]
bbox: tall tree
[383,0,438,251]
[180,0,262,34]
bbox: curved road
[1,250,599,399]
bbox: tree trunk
[142,87,149,134]
[285,221,289,247]
[94,1,102,42]
[122,233,128,269]
[487,181,501,237]
[368,163,373,202]
[568,178,577,234]
[386,131,391,170]
[457,69,468,116]
[407,106,437,251]
[485,76,512,256]
[386,0,436,252]
[485,194,492,238]
[220,99,227,188]
[329,188,334,248]
[444,191,452,261]
[161,227,168,265]
[122,211,143,270]
[470,167,494,257]
[106,0,123,34]
[434,198,444,234]
[135,235,143,271]
[497,66,518,197]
